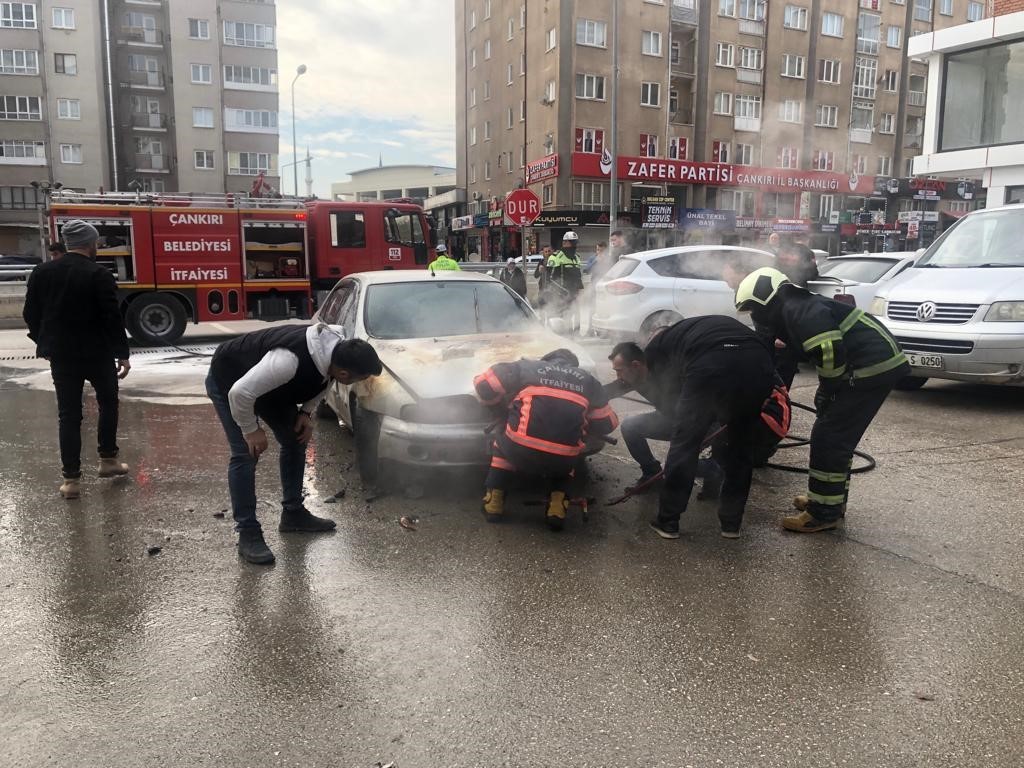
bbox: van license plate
[906,353,943,369]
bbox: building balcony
[0,153,46,166]
[670,0,697,25]
[131,112,167,130]
[670,106,695,125]
[849,128,873,144]
[134,153,170,172]
[126,70,165,89]
[734,116,761,132]
[118,26,164,45]
[856,39,880,55]
[907,91,926,107]
[736,68,762,85]
[671,60,696,78]
[852,85,876,99]
[738,18,764,36]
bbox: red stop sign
[503,188,542,226]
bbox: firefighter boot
[782,510,840,533]
[793,494,845,519]
[482,489,505,523]
[59,477,80,500]
[545,491,568,531]
[98,457,130,478]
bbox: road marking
[210,323,233,333]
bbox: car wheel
[352,402,382,485]
[640,310,682,339]
[894,376,928,391]
[126,293,187,345]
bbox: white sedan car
[314,270,598,483]
[592,245,774,338]
[807,252,919,310]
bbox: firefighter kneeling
[473,349,618,530]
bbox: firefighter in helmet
[735,267,909,533]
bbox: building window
[506,106,513,129]
[851,101,873,131]
[574,181,614,210]
[812,150,834,170]
[469,164,476,184]
[576,18,607,47]
[734,94,761,118]
[669,89,679,113]
[0,186,45,209]
[507,17,514,40]
[469,49,476,68]
[0,139,45,159]
[520,146,526,168]
[914,0,932,22]
[853,57,877,98]
[782,54,805,78]
[738,46,762,71]
[778,146,799,169]
[887,25,902,48]
[784,5,808,30]
[716,43,735,68]
[223,21,275,48]
[223,65,277,88]
[640,81,661,107]
[193,107,214,128]
[188,18,209,39]
[718,188,754,215]
[940,40,1024,149]
[967,1,984,20]
[520,52,526,75]
[224,109,277,131]
[821,12,844,37]
[738,0,763,19]
[483,80,490,100]
[51,7,74,29]
[906,115,925,145]
[484,160,491,180]
[857,13,881,55]
[576,73,606,100]
[506,63,513,85]
[817,58,841,84]
[520,99,526,121]
[578,127,605,153]
[815,104,839,127]
[779,99,802,123]
[59,143,82,164]
[483,120,492,140]
[469,9,476,29]
[880,112,897,134]
[719,0,736,17]
[819,194,835,220]
[54,53,77,75]
[545,79,556,102]
[194,150,215,169]
[735,143,754,165]
[852,154,868,175]
[546,27,556,52]
[543,184,553,205]
[640,133,659,157]
[878,155,892,176]
[483,0,491,19]
[0,49,39,75]
[883,69,899,92]
[0,95,40,120]
[191,63,212,84]
[714,91,733,115]
[56,98,79,119]
[0,3,36,29]
[228,151,276,175]
[642,30,662,56]
[469,126,476,145]
[939,0,952,14]
[713,141,730,163]
[484,39,491,59]
[668,137,688,160]
[520,3,526,28]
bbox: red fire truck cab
[46,193,435,344]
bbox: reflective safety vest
[428,255,461,271]
[546,250,583,292]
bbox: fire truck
[46,192,436,344]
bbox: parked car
[872,204,1024,388]
[807,252,919,308]
[314,270,600,482]
[591,245,774,338]
[0,254,41,281]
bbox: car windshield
[602,257,639,280]
[918,209,1024,267]
[364,280,536,340]
[818,258,898,283]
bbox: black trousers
[807,365,909,520]
[50,356,121,478]
[658,344,775,532]
[485,440,573,495]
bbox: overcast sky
[277,1,456,197]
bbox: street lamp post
[291,64,307,197]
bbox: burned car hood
[368,332,597,401]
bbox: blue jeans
[206,372,307,531]
[620,410,674,477]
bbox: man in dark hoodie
[637,317,777,539]
[207,323,382,564]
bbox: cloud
[378,139,404,147]
[303,130,356,145]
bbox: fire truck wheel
[126,293,187,346]
[352,402,382,485]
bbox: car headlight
[869,297,887,316]
[984,301,1024,322]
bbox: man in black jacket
[640,317,777,539]
[23,220,132,500]
[736,267,909,532]
[499,257,528,300]
[207,323,382,564]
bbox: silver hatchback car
[872,204,1024,387]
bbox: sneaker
[279,506,337,533]
[649,518,680,539]
[720,529,741,539]
[781,511,840,533]
[238,529,275,564]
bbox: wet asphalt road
[1,331,1023,768]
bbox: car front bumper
[884,321,1024,385]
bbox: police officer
[428,244,461,272]
[735,267,909,533]
[546,231,585,333]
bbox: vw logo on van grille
[916,301,938,322]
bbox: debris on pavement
[399,515,418,531]
[323,488,347,504]
[146,546,162,556]
[213,511,226,519]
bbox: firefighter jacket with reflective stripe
[428,255,461,271]
[546,250,584,293]
[474,358,618,460]
[777,293,907,391]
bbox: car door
[317,279,358,424]
[669,250,737,318]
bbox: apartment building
[455,0,987,258]
[0,0,279,254]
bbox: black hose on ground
[765,399,877,475]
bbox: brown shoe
[782,510,840,533]
[59,477,80,500]
[98,458,129,478]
